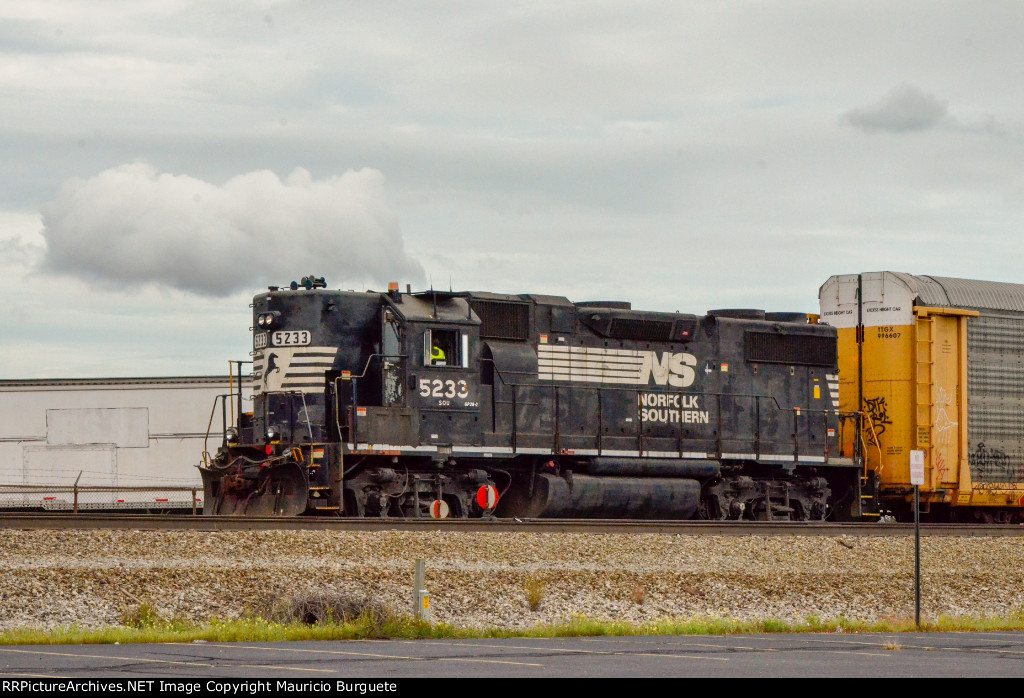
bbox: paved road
[1,632,1022,678]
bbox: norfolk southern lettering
[639,392,709,424]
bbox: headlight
[267,425,281,441]
[225,427,239,443]
[256,311,281,328]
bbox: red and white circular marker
[476,484,499,510]
[430,499,450,519]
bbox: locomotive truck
[200,277,868,520]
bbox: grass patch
[272,590,395,627]
[3,610,1024,646]
[522,576,546,612]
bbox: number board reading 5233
[272,330,311,346]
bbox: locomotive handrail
[349,352,406,380]
[328,352,406,445]
[298,390,315,443]
[201,393,231,466]
[333,375,355,445]
[482,357,844,415]
[834,411,864,466]
[490,358,862,458]
[491,380,840,412]
[326,351,860,463]
[399,356,863,464]
[490,378,857,462]
[227,360,252,429]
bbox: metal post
[511,389,518,453]
[73,470,82,515]
[221,395,228,447]
[236,360,244,431]
[413,559,429,622]
[715,393,723,459]
[412,559,423,614]
[754,397,761,460]
[793,409,799,460]
[553,387,560,453]
[636,389,643,455]
[351,378,359,447]
[857,274,864,418]
[822,411,828,462]
[914,484,921,628]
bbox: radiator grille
[472,301,530,341]
[608,318,675,341]
[744,331,836,367]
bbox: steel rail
[0,514,1021,536]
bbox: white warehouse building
[0,376,250,510]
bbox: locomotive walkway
[0,514,1021,536]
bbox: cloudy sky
[3,1,1024,378]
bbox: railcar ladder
[915,314,935,489]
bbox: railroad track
[0,514,1021,536]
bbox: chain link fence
[0,484,202,513]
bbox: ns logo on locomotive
[200,274,870,521]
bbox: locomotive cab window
[383,310,402,357]
[424,329,468,368]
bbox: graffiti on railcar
[933,387,959,483]
[968,443,1021,483]
[863,396,892,440]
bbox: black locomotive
[200,277,868,520]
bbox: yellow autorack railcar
[820,272,1024,522]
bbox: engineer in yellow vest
[431,344,446,365]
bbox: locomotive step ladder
[307,486,340,512]
[859,475,881,517]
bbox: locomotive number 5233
[272,330,311,346]
[419,378,470,399]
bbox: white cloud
[842,84,949,133]
[3,2,1024,378]
[39,163,424,295]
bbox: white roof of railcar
[823,272,1024,315]
[911,275,1024,313]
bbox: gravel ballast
[0,530,1022,630]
